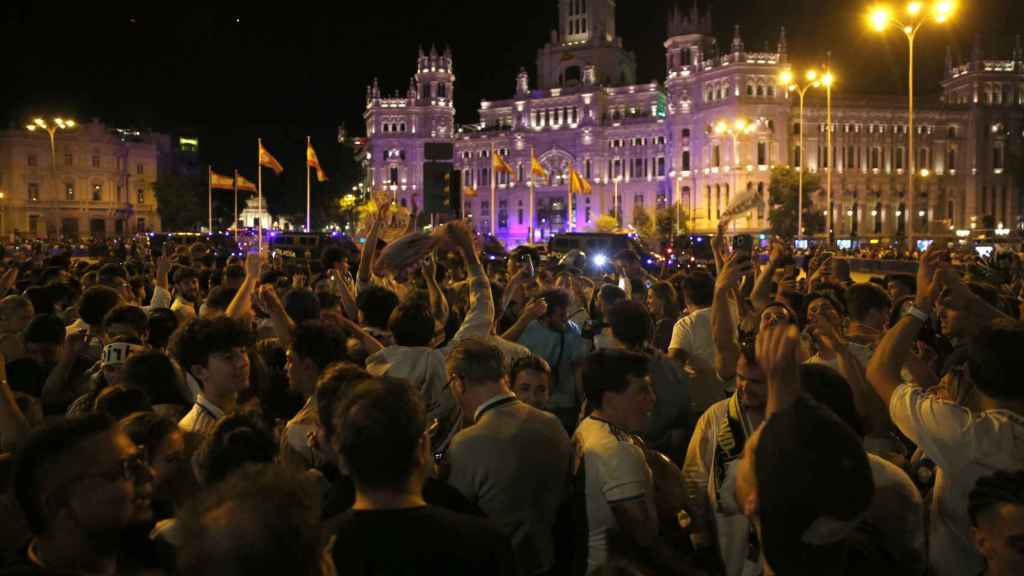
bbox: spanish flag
[307,141,328,182]
[259,142,284,175]
[463,186,479,198]
[236,174,258,192]
[492,150,515,179]
[530,148,548,179]
[210,170,235,190]
[568,164,593,195]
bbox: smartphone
[732,234,753,263]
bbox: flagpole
[257,139,263,253]
[490,144,497,238]
[306,136,311,233]
[529,148,536,244]
[207,166,213,234]
[567,167,574,233]
[233,170,239,244]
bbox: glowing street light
[25,116,77,166]
[779,68,823,239]
[712,118,758,229]
[866,2,958,246]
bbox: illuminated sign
[179,137,199,151]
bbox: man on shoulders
[444,338,571,576]
[509,289,587,432]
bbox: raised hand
[245,251,262,279]
[916,243,950,312]
[756,323,802,415]
[715,251,754,292]
[523,298,548,321]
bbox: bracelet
[904,305,930,323]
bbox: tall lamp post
[713,118,755,229]
[867,1,957,249]
[779,70,821,239]
[26,117,76,239]
[822,69,835,246]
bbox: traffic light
[444,170,462,218]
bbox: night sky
[3,0,1021,180]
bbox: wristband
[904,305,929,323]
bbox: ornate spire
[371,78,380,99]
[429,44,438,59]
[1014,35,1023,61]
[731,25,744,53]
[972,33,983,62]
[667,0,712,37]
[778,26,788,58]
[945,45,954,76]
[408,77,417,100]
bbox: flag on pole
[210,170,235,190]
[568,164,593,195]
[235,174,258,192]
[259,142,284,175]
[530,148,548,179]
[307,141,328,182]
[463,186,479,198]
[492,150,515,181]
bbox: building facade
[0,120,165,239]
[364,0,1024,246]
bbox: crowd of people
[0,206,1022,576]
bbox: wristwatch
[904,304,930,322]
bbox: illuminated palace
[363,0,1023,245]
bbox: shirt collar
[473,392,518,423]
[196,393,226,420]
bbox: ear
[191,364,209,386]
[970,525,988,556]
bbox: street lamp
[821,69,835,246]
[779,69,822,239]
[26,117,77,166]
[867,1,957,248]
[25,117,76,239]
[713,118,756,229]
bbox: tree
[594,214,618,233]
[633,205,656,245]
[656,204,686,244]
[768,165,825,238]
[154,174,206,231]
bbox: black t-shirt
[319,467,482,520]
[331,506,516,576]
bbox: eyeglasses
[61,450,150,490]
